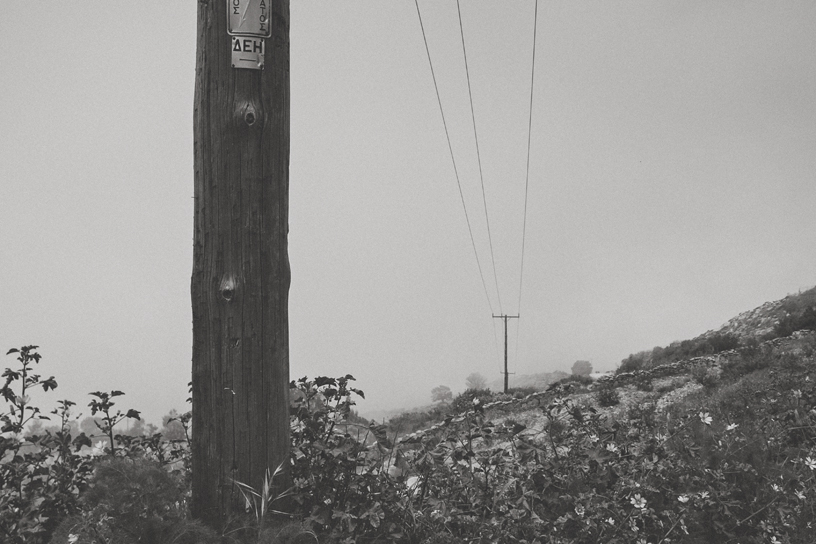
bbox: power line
[515,0,539,359]
[413,0,495,317]
[456,0,503,316]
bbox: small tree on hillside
[465,372,487,390]
[431,385,452,403]
[572,360,593,376]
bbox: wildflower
[678,495,689,503]
[698,491,710,499]
[68,536,79,544]
[630,494,647,510]
[726,423,739,431]
[655,432,667,441]
[771,537,781,544]
[589,434,599,443]
[771,483,781,492]
[699,412,712,425]
[606,517,615,525]
[606,443,618,453]
[793,389,802,399]
[796,490,806,500]
[805,457,816,470]
[574,504,585,517]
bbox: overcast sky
[2,1,815,425]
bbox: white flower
[68,536,79,544]
[699,412,712,425]
[771,536,781,544]
[795,490,806,500]
[606,443,618,453]
[574,504,585,516]
[771,483,781,492]
[630,494,647,510]
[698,491,710,499]
[589,434,599,443]
[405,475,422,496]
[726,423,739,431]
[805,457,816,470]
[793,389,802,399]
[606,517,615,525]
[678,495,689,503]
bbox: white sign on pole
[227,0,273,38]
[231,36,265,70]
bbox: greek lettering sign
[227,0,272,38]
[231,37,265,70]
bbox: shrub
[634,374,653,392]
[557,374,593,387]
[720,344,773,381]
[618,352,647,373]
[596,384,620,407]
[49,458,216,544]
[449,388,493,414]
[691,365,719,389]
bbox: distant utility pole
[493,314,519,393]
[191,0,291,529]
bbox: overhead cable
[413,0,496,317]
[456,0,503,316]
[515,0,539,358]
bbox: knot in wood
[237,102,261,128]
[219,274,237,302]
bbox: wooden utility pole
[191,0,290,528]
[493,314,518,393]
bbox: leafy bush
[634,374,653,392]
[595,383,620,407]
[1,347,94,544]
[449,388,493,414]
[618,333,741,374]
[691,364,719,389]
[557,374,593,387]
[775,306,816,338]
[49,458,216,544]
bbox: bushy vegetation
[4,332,816,543]
[619,332,741,373]
[557,374,594,388]
[448,388,493,415]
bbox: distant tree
[431,385,452,403]
[80,416,104,438]
[465,372,487,390]
[572,360,593,376]
[120,418,157,437]
[25,418,45,437]
[161,409,187,441]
